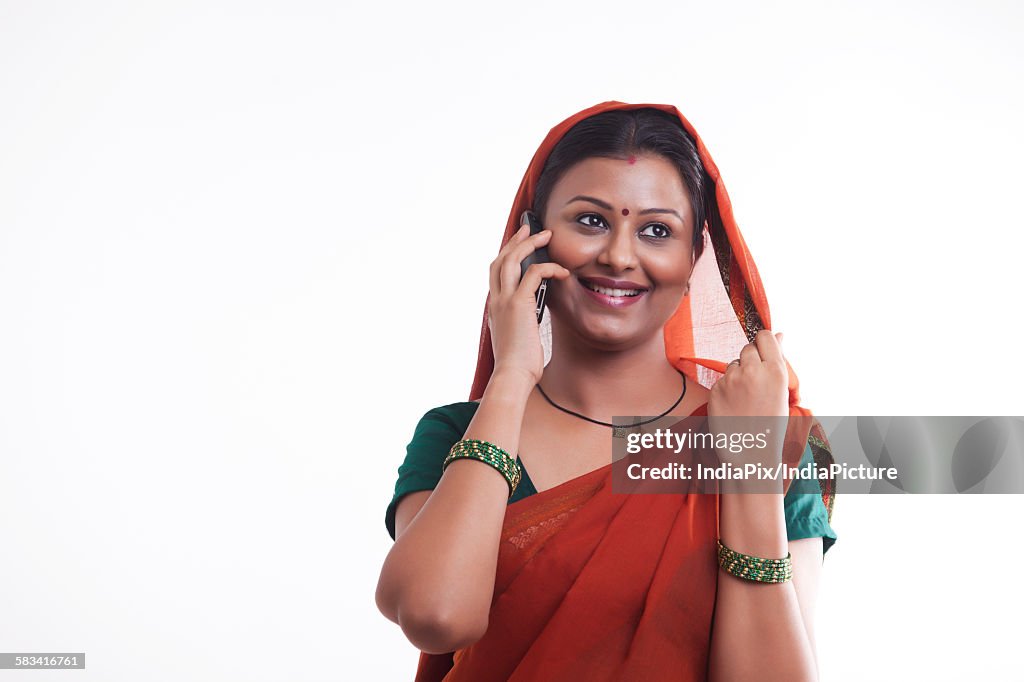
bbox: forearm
[708,485,818,682]
[377,370,534,650]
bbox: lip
[579,276,649,290]
[577,277,648,308]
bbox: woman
[376,101,837,681]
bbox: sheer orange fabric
[413,101,835,681]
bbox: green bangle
[717,539,793,583]
[443,438,522,497]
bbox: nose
[596,225,638,272]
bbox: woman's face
[541,154,696,351]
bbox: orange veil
[415,101,835,681]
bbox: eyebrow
[566,195,684,222]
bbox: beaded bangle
[443,438,522,497]
[717,539,793,584]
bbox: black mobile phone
[519,209,550,323]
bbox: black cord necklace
[536,369,688,439]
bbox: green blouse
[386,401,837,554]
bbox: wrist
[719,492,788,557]
[488,366,538,400]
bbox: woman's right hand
[487,217,571,386]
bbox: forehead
[549,155,691,209]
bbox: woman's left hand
[707,330,789,471]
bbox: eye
[576,213,608,229]
[639,223,672,239]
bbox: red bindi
[621,208,629,216]
[627,155,637,164]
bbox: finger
[489,256,501,297]
[723,358,741,376]
[753,329,783,365]
[501,229,552,280]
[519,261,571,299]
[739,340,760,366]
[490,222,530,295]
[499,230,554,296]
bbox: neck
[538,324,686,421]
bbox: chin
[576,318,653,351]
[549,300,648,348]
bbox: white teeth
[583,281,644,297]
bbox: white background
[1,1,1021,680]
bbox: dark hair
[533,108,710,261]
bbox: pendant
[613,417,643,439]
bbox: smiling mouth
[579,279,647,297]
[576,277,650,309]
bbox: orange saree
[414,101,836,681]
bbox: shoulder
[783,441,839,554]
[391,401,480,491]
[409,401,480,439]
